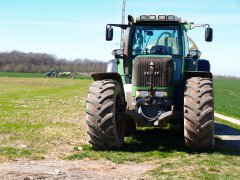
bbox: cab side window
[183,30,189,57]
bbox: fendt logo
[144,71,160,76]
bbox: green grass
[69,128,186,164]
[69,128,240,179]
[149,144,240,179]
[75,74,92,79]
[0,71,92,79]
[0,76,240,179]
[0,147,32,159]
[0,72,44,78]
[0,77,92,161]
[214,78,240,119]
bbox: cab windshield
[132,25,182,56]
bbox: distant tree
[0,51,107,73]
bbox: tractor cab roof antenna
[120,0,126,50]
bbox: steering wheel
[156,32,172,45]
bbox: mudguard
[184,71,212,79]
[198,59,211,72]
[91,72,126,105]
[91,72,122,82]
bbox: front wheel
[184,77,215,150]
[85,79,125,150]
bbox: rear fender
[91,72,125,100]
[184,71,212,79]
[91,72,122,82]
[198,59,211,72]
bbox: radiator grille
[133,56,174,87]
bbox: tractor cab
[85,14,214,151]
[106,15,212,82]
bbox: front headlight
[136,91,149,97]
[155,91,168,97]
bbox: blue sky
[0,0,239,76]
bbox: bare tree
[0,51,107,73]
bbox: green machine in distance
[44,69,57,78]
[85,14,214,150]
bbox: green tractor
[85,15,214,150]
[44,69,57,78]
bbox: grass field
[0,77,92,161]
[0,72,44,78]
[70,130,240,179]
[0,71,92,79]
[0,75,240,179]
[214,78,240,119]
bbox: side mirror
[205,28,213,42]
[106,25,113,41]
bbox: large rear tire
[85,79,125,150]
[184,77,215,150]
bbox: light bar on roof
[140,15,148,20]
[167,15,177,21]
[137,15,179,22]
[148,15,156,20]
[158,15,166,20]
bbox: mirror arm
[190,24,210,30]
[107,24,128,29]
[205,24,210,28]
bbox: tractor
[85,14,214,150]
[44,69,57,78]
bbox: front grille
[132,56,174,87]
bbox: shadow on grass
[69,127,186,163]
[122,128,185,153]
[215,122,240,135]
[69,127,239,163]
[214,122,240,155]
[122,127,239,156]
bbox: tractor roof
[135,15,187,24]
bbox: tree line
[0,51,107,73]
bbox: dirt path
[214,112,240,152]
[215,122,240,153]
[0,159,154,180]
[215,112,240,125]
